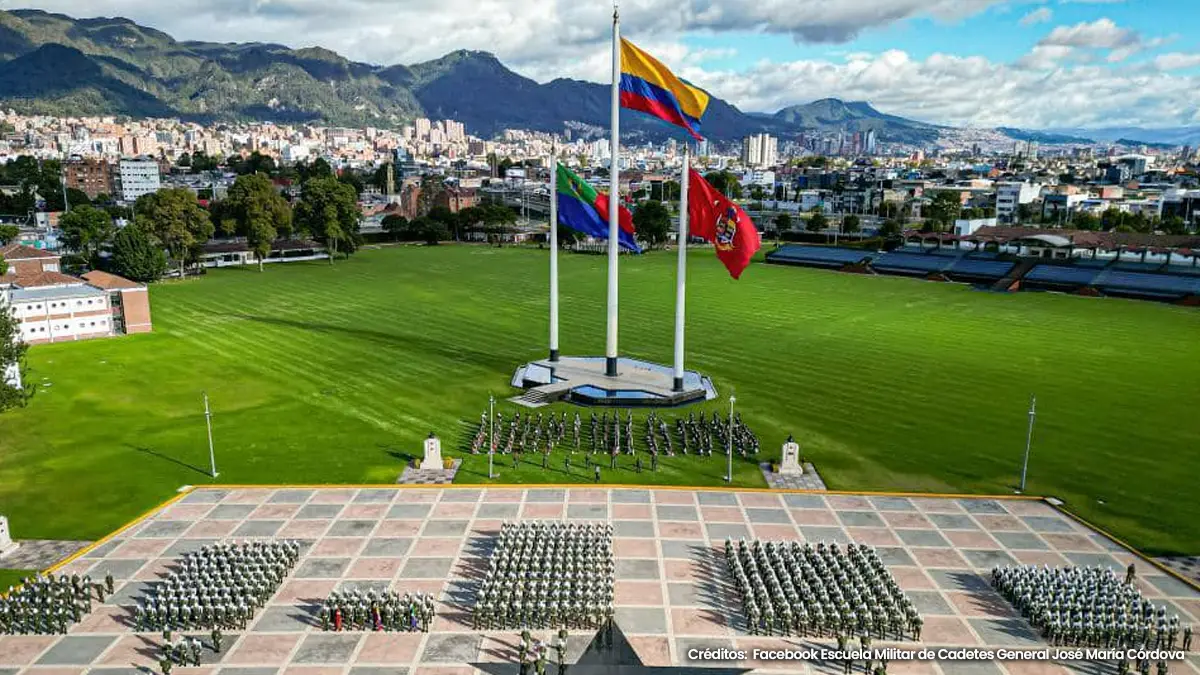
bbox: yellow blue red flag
[620,38,710,140]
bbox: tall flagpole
[548,141,560,362]
[672,144,690,391]
[605,4,621,378]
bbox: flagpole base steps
[510,355,717,408]
[760,461,828,491]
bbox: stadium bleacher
[766,245,875,268]
[1112,261,1165,273]
[946,259,1015,280]
[870,251,953,275]
[1024,265,1102,287]
[1094,271,1200,298]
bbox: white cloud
[681,48,1200,129]
[1019,7,1053,26]
[1038,18,1138,49]
[5,0,1197,129]
[1154,52,1200,71]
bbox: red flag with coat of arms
[687,169,761,279]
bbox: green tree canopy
[807,211,828,232]
[293,176,360,263]
[58,204,115,266]
[0,299,33,414]
[381,214,411,241]
[110,223,167,283]
[926,191,963,228]
[632,200,671,248]
[134,188,214,278]
[703,171,743,199]
[224,173,293,270]
[842,214,861,233]
[0,225,19,245]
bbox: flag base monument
[510,356,716,408]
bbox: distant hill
[0,8,1153,147]
[995,127,1094,145]
[773,98,940,144]
[1045,126,1200,147]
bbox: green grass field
[0,245,1197,556]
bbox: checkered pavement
[1,487,1197,675]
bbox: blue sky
[684,1,1200,71]
[18,0,1200,128]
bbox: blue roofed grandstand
[765,226,1200,306]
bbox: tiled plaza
[2,487,1198,675]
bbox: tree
[177,152,192,168]
[135,188,214,278]
[416,217,449,245]
[1,299,33,414]
[807,212,828,232]
[232,151,276,176]
[1072,212,1099,231]
[293,177,359,263]
[58,205,115,266]
[338,171,365,196]
[926,191,962,229]
[224,174,293,271]
[65,188,91,209]
[704,171,743,199]
[878,219,903,238]
[842,214,861,233]
[110,223,167,282]
[0,225,18,245]
[772,213,792,243]
[632,201,671,248]
[1161,215,1189,235]
[750,185,766,201]
[381,214,409,241]
[1016,203,1036,224]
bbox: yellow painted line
[1,487,196,599]
[1050,504,1200,594]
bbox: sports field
[0,245,1197,555]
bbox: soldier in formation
[473,522,615,632]
[135,540,300,633]
[992,565,1192,650]
[319,589,434,632]
[0,573,100,635]
[725,539,921,641]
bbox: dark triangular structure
[469,621,753,674]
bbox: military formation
[725,539,922,640]
[471,408,760,473]
[157,632,220,675]
[318,590,435,632]
[991,565,1193,651]
[135,540,300,632]
[473,521,615,631]
[516,629,570,675]
[0,572,113,634]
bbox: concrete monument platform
[511,356,718,408]
[5,486,1199,675]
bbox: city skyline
[5,0,1199,130]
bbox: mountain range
[0,9,1190,147]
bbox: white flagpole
[673,144,690,391]
[549,141,560,362]
[605,4,621,378]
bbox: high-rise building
[865,129,878,155]
[64,158,115,200]
[741,134,778,168]
[116,159,162,202]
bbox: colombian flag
[620,39,710,140]
[556,164,640,252]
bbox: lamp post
[203,392,218,478]
[1019,394,1036,493]
[725,392,736,483]
[488,394,496,480]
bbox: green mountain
[0,9,940,144]
[772,98,940,144]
